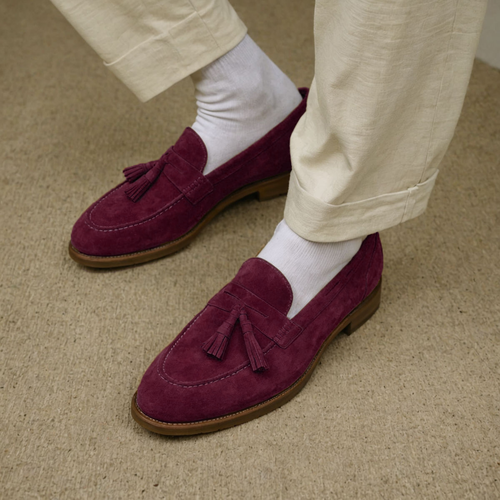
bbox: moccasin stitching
[85,196,184,232]
[159,344,278,388]
[158,306,278,387]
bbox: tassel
[203,332,229,360]
[125,161,164,202]
[123,163,152,183]
[203,307,240,360]
[124,176,151,202]
[240,309,268,372]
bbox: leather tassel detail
[125,160,164,202]
[123,163,152,183]
[239,309,268,372]
[203,307,240,360]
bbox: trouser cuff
[104,12,246,102]
[284,170,439,242]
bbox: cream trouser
[51,0,486,242]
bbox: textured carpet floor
[1,1,499,498]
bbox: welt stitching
[135,347,301,425]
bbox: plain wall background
[476,0,500,68]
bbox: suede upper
[136,233,383,424]
[71,88,309,257]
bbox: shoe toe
[70,207,126,257]
[135,351,212,424]
[70,175,187,257]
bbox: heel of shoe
[344,278,382,335]
[256,173,291,201]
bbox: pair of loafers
[69,88,383,435]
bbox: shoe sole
[68,172,291,268]
[130,278,382,436]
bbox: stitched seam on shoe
[234,259,294,313]
[87,184,123,225]
[159,345,278,389]
[184,177,202,193]
[307,263,362,327]
[161,310,206,374]
[78,173,283,244]
[84,156,254,232]
[182,176,212,198]
[158,308,277,387]
[137,346,328,428]
[159,254,377,392]
[167,160,209,195]
[85,197,184,232]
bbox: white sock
[258,221,364,318]
[191,35,302,175]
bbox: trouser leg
[50,0,247,101]
[285,0,487,242]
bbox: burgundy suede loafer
[131,233,383,435]
[69,88,308,268]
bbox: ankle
[190,35,301,174]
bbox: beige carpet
[1,0,499,498]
